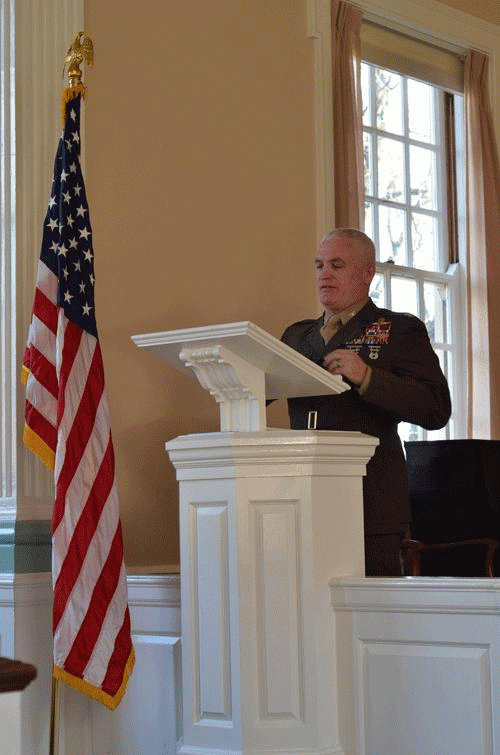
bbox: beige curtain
[464,50,500,438]
[331,0,363,229]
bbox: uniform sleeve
[359,316,451,430]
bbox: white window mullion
[417,270,425,321]
[370,66,378,243]
[384,265,392,310]
[435,89,450,273]
[401,76,412,268]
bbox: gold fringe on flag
[22,424,56,471]
[53,647,136,710]
[61,83,87,123]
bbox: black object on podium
[404,440,500,577]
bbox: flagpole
[47,34,95,755]
[49,675,60,755]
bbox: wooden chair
[401,535,499,577]
[402,440,500,578]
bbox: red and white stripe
[23,258,133,707]
[23,262,59,458]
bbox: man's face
[315,236,375,314]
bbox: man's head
[314,228,376,314]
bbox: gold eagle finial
[63,32,94,88]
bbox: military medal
[343,318,391,359]
[365,319,391,359]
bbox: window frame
[361,59,466,440]
[307,0,500,441]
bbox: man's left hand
[323,349,369,387]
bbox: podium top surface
[132,320,348,399]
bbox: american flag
[22,93,134,709]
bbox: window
[361,58,466,443]
[309,0,500,442]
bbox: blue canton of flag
[42,97,97,338]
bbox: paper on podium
[132,320,347,400]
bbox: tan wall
[439,0,500,25]
[85,0,316,568]
[85,0,500,569]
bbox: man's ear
[364,262,376,285]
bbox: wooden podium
[133,322,378,755]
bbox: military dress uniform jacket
[281,298,452,535]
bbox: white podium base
[167,429,377,755]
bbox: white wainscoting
[331,577,500,755]
[61,573,182,755]
[0,572,181,755]
[0,573,53,755]
[5,571,500,755]
[0,691,22,755]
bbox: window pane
[440,349,454,438]
[412,212,438,270]
[377,136,405,202]
[400,422,422,444]
[369,272,385,308]
[424,281,447,343]
[378,205,406,264]
[426,425,450,440]
[391,276,418,315]
[409,145,436,209]
[364,132,373,195]
[426,424,448,441]
[375,69,403,135]
[426,348,449,440]
[361,63,372,127]
[434,348,448,376]
[408,79,436,144]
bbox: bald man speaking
[282,229,451,576]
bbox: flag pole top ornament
[61,32,94,121]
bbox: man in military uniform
[282,228,451,576]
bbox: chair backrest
[404,439,500,543]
